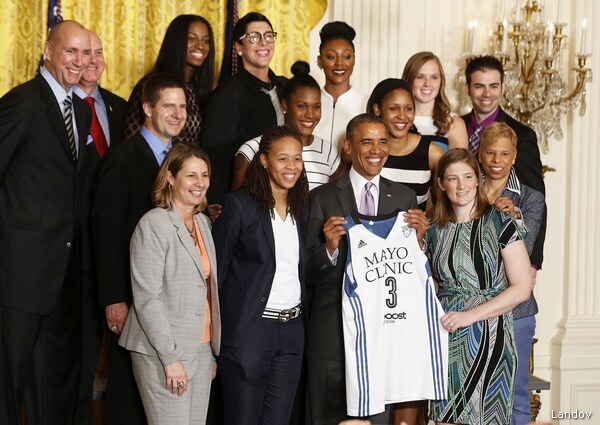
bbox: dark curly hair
[282,61,320,103]
[465,55,505,85]
[346,113,385,141]
[319,21,356,51]
[245,126,309,219]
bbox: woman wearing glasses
[199,12,287,207]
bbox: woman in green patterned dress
[425,149,533,425]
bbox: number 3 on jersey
[385,276,397,308]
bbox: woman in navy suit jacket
[212,126,309,425]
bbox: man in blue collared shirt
[0,20,92,424]
[91,73,186,425]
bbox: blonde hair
[479,121,517,152]
[152,143,211,212]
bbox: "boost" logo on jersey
[383,311,407,324]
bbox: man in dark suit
[305,113,428,425]
[461,55,545,196]
[461,55,546,425]
[72,30,127,425]
[0,20,92,424]
[92,73,187,424]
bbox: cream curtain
[0,0,326,98]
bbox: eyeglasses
[238,31,277,44]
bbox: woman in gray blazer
[119,143,221,424]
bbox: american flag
[218,0,239,84]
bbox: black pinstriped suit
[0,73,91,424]
[75,85,127,425]
[198,67,287,205]
[92,132,161,425]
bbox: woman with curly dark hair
[212,126,309,424]
[122,14,215,144]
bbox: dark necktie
[159,145,171,166]
[469,125,484,155]
[84,96,108,158]
[63,95,77,161]
[360,182,375,216]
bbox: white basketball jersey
[342,211,448,417]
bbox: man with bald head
[0,20,92,424]
[73,30,127,425]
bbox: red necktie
[84,96,108,158]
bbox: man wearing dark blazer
[305,113,428,425]
[461,55,546,425]
[0,20,92,424]
[73,30,127,425]
[92,73,187,424]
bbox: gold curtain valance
[0,0,326,98]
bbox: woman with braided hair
[212,126,309,424]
